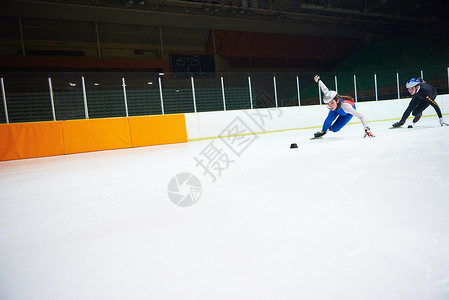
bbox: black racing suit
[400,82,442,123]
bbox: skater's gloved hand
[314,130,326,138]
[392,121,404,128]
[364,127,375,138]
[314,75,320,83]
[439,118,449,126]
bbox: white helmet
[323,91,337,103]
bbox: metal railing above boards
[1,67,448,124]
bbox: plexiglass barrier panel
[298,72,322,106]
[160,74,195,114]
[124,72,162,116]
[222,73,251,111]
[84,73,126,119]
[424,65,448,95]
[0,102,5,123]
[250,72,276,109]
[334,72,355,100]
[0,79,6,123]
[193,73,224,112]
[355,71,376,102]
[2,73,53,123]
[275,73,299,107]
[51,73,85,120]
[376,71,398,100]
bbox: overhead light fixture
[147,81,153,85]
[69,83,76,87]
[94,83,100,86]
[159,72,164,76]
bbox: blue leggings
[329,114,353,132]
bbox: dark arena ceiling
[1,0,448,70]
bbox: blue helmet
[406,78,420,88]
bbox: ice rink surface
[1,116,449,300]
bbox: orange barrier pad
[62,118,132,155]
[0,115,188,161]
[128,114,187,147]
[0,121,64,161]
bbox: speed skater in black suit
[392,78,448,128]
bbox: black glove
[314,130,326,138]
[392,121,404,128]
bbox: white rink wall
[185,94,449,140]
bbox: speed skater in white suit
[313,75,375,139]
